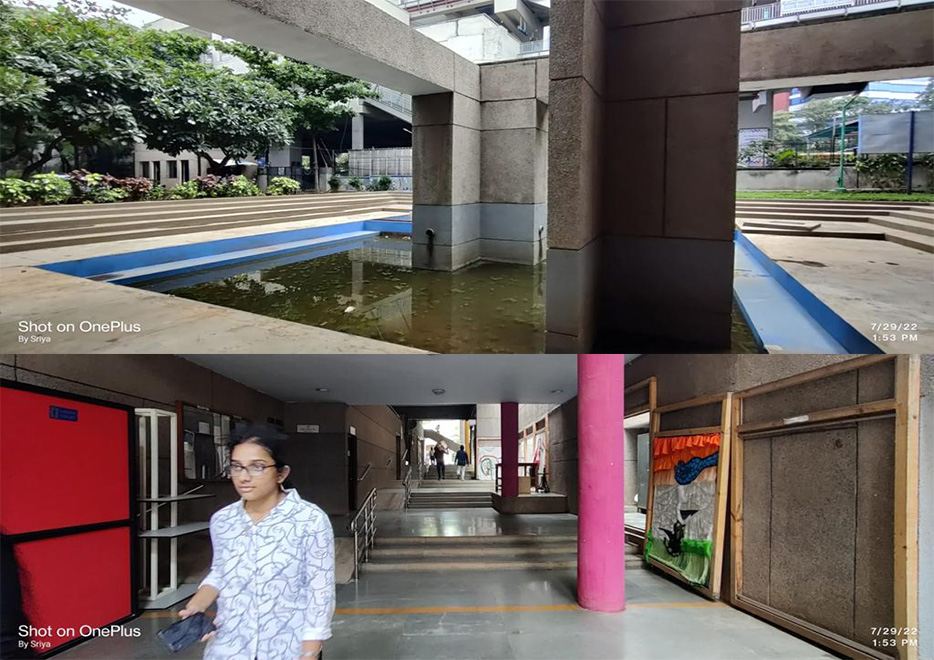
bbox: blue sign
[49,406,78,422]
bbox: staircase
[735,200,934,253]
[365,534,643,572]
[408,477,493,509]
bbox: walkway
[55,509,832,660]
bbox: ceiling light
[432,388,445,395]
[551,389,564,394]
[316,388,329,393]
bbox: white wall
[736,167,933,191]
[417,15,520,63]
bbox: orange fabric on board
[652,433,720,472]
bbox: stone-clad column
[478,59,550,265]
[546,0,742,351]
[577,353,625,612]
[412,89,482,271]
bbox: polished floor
[56,565,833,660]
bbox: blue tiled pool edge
[40,216,411,280]
[733,229,883,354]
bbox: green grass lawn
[737,190,934,202]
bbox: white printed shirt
[201,489,335,660]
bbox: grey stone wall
[347,405,403,505]
[411,57,549,270]
[546,0,742,351]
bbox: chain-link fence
[737,137,860,169]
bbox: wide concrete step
[407,503,492,509]
[370,544,579,558]
[884,209,934,224]
[883,228,934,253]
[409,495,492,501]
[735,199,931,208]
[377,535,578,547]
[0,200,410,234]
[871,216,934,237]
[735,204,888,216]
[0,207,407,253]
[365,557,580,572]
[735,210,874,222]
[738,226,886,240]
[0,192,411,219]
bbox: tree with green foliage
[140,63,296,173]
[771,110,802,144]
[794,96,910,136]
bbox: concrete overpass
[740,6,934,90]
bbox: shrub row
[327,175,393,193]
[0,173,303,206]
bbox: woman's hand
[299,640,323,659]
[178,601,217,643]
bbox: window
[140,161,150,179]
[181,160,190,183]
[167,160,178,179]
[152,161,161,183]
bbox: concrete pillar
[412,90,482,270]
[577,353,625,612]
[500,401,519,498]
[478,59,550,266]
[352,113,365,151]
[546,0,742,352]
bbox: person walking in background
[433,442,447,480]
[455,445,469,481]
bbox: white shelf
[139,522,210,538]
[139,494,215,503]
[142,582,200,610]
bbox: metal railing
[359,462,373,483]
[348,488,378,581]
[403,464,414,511]
[519,38,550,56]
[371,85,412,117]
[741,0,932,29]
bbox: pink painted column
[577,354,626,612]
[500,402,519,498]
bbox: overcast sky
[14,0,162,26]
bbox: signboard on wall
[858,111,934,154]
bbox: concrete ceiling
[180,355,639,405]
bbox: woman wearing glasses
[179,428,335,660]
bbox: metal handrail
[740,0,932,29]
[402,464,414,511]
[348,488,378,581]
[359,462,373,482]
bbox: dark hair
[228,423,294,489]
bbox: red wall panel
[15,528,132,651]
[0,387,129,534]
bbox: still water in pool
[139,236,759,354]
[147,237,546,353]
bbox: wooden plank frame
[730,355,919,660]
[644,391,733,600]
[624,376,657,418]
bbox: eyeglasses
[228,463,275,477]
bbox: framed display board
[0,380,138,657]
[644,392,733,600]
[730,355,919,660]
[625,376,657,418]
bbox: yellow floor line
[140,601,728,619]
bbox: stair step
[376,535,579,546]
[365,558,580,572]
[371,544,578,558]
[883,228,934,253]
[735,210,873,222]
[874,215,934,234]
[407,503,492,509]
[739,227,886,240]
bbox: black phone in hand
[157,612,216,652]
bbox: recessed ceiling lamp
[551,389,564,394]
[316,388,329,393]
[432,388,446,395]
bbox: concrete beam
[122,0,480,97]
[739,8,934,91]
